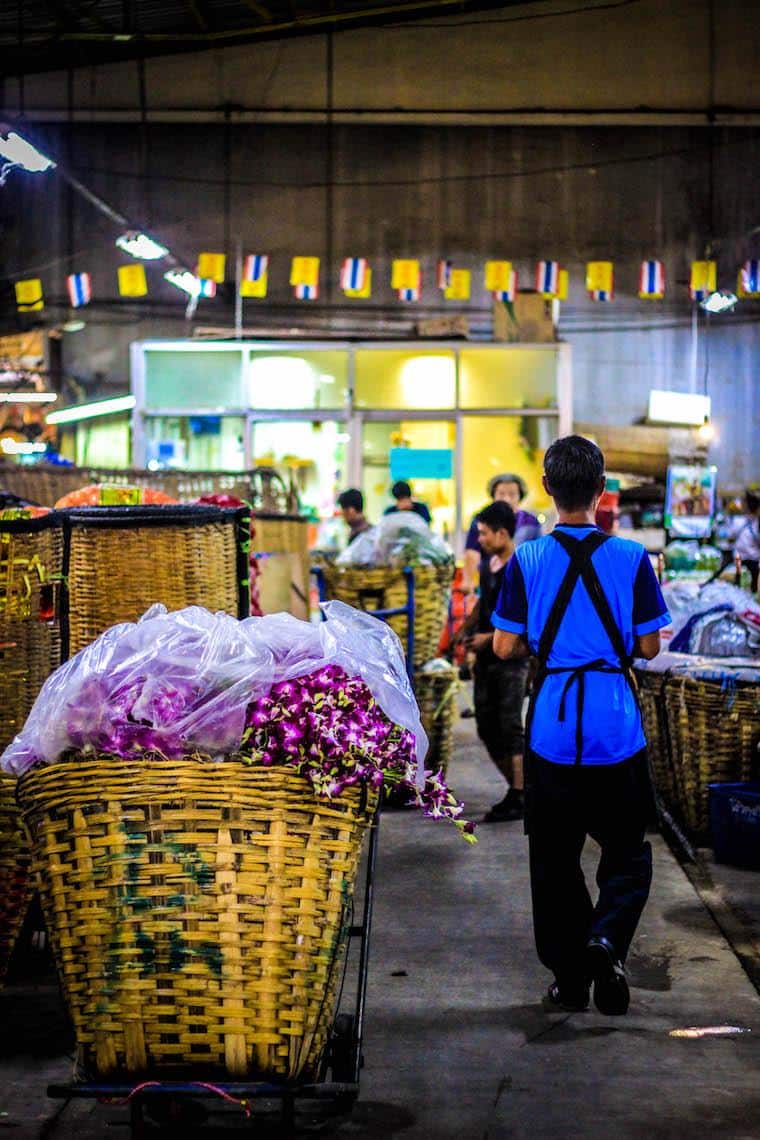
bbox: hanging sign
[340,258,368,292]
[195,252,226,283]
[638,260,665,299]
[15,279,44,312]
[66,273,92,308]
[290,256,320,288]
[390,448,453,480]
[493,269,518,302]
[444,269,471,301]
[689,260,716,301]
[586,261,614,300]
[391,259,421,291]
[344,268,372,298]
[664,464,717,539]
[117,264,148,297]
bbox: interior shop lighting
[697,416,716,443]
[700,289,738,314]
[115,231,169,261]
[647,390,711,427]
[0,128,55,185]
[0,391,58,404]
[46,394,136,425]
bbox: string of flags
[12,257,760,312]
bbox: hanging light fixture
[699,289,738,314]
[0,128,55,185]
[115,230,169,260]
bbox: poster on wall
[664,464,717,538]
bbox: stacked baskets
[0,512,64,982]
[321,561,457,774]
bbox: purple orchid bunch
[241,664,475,841]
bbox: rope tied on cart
[105,1080,252,1118]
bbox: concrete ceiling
[2,0,555,76]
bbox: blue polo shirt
[492,525,670,765]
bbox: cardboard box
[416,314,470,339]
[493,293,557,343]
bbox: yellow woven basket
[0,773,32,984]
[321,563,454,670]
[413,666,459,776]
[663,672,760,837]
[633,667,680,814]
[18,757,377,1080]
[63,506,244,656]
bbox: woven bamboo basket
[0,515,64,982]
[663,671,760,837]
[414,666,459,776]
[321,563,454,670]
[18,757,377,1080]
[633,667,680,814]
[62,506,247,657]
[0,773,33,984]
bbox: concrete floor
[1,714,759,1138]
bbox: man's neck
[556,507,597,526]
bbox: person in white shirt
[732,490,760,594]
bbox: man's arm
[634,631,661,660]
[493,629,530,660]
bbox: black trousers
[527,750,653,988]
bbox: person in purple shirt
[492,436,670,1019]
[462,473,541,593]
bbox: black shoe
[460,706,475,719]
[542,981,589,1013]
[586,936,630,1016]
[482,789,524,823]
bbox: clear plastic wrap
[1,601,427,777]
[690,611,760,658]
[662,579,760,638]
[337,512,453,568]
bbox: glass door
[360,417,456,543]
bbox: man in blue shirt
[492,436,670,1017]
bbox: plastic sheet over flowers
[1,603,474,838]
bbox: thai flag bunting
[398,287,420,302]
[493,269,518,302]
[536,260,560,294]
[340,258,367,292]
[66,272,92,308]
[638,260,665,298]
[590,290,612,302]
[243,254,268,282]
[198,278,216,298]
[437,259,453,289]
[294,282,318,300]
[741,259,760,295]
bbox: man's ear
[598,476,607,496]
[541,474,551,496]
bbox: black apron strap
[535,530,609,666]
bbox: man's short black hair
[391,480,411,499]
[746,489,760,514]
[477,500,516,538]
[543,435,605,511]
[338,488,364,512]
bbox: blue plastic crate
[708,782,760,871]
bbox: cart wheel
[329,1013,359,1083]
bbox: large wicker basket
[664,669,760,837]
[321,563,454,670]
[61,505,249,657]
[414,665,459,776]
[633,667,680,813]
[18,757,377,1080]
[0,513,64,982]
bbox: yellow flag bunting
[484,261,513,292]
[391,259,421,291]
[15,279,44,312]
[117,264,148,298]
[290,257,320,288]
[444,269,471,301]
[196,253,227,283]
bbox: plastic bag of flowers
[2,602,473,1080]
